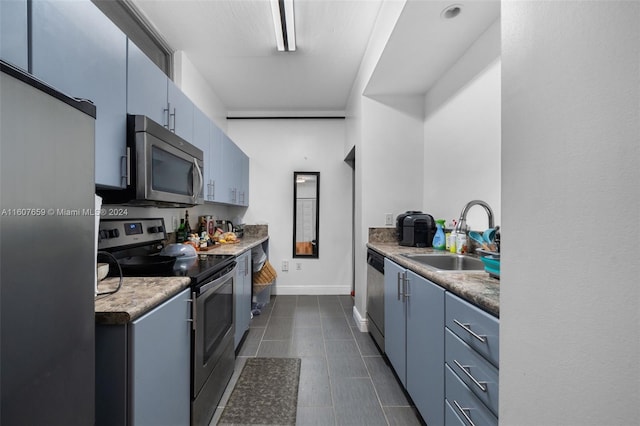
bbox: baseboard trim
[272,285,351,296]
[352,306,368,332]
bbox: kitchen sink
[401,253,485,271]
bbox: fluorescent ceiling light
[270,0,296,52]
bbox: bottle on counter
[432,219,446,250]
[184,210,192,235]
[177,219,186,243]
[448,220,458,253]
[455,228,468,254]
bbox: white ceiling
[130,0,500,117]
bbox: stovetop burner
[98,218,235,286]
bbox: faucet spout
[455,200,494,233]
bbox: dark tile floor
[210,295,424,426]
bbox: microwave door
[139,133,200,205]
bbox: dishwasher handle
[367,249,385,274]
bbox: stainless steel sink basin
[401,254,484,271]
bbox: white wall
[174,51,228,132]
[227,119,352,295]
[423,20,501,230]
[423,60,501,229]
[501,1,640,424]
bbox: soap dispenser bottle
[432,219,446,250]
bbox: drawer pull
[453,319,487,343]
[453,359,487,392]
[397,272,402,301]
[453,400,477,426]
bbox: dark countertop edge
[367,242,500,318]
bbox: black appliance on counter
[396,211,436,247]
[96,218,236,426]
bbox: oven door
[136,131,204,206]
[192,264,236,396]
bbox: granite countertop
[197,235,268,256]
[367,241,500,317]
[95,276,191,325]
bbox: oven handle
[198,263,237,295]
[190,291,197,331]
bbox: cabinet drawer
[445,365,498,426]
[445,328,498,416]
[446,292,499,367]
[445,399,466,426]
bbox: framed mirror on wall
[293,172,319,258]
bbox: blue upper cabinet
[167,79,194,142]
[31,0,127,189]
[126,39,169,128]
[193,106,210,201]
[0,0,28,70]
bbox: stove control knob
[99,230,109,240]
[108,229,120,238]
[148,226,159,234]
[156,225,164,233]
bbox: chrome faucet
[454,200,494,233]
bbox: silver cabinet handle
[453,319,487,343]
[403,276,411,301]
[453,400,477,426]
[164,103,171,129]
[453,359,487,392]
[212,180,215,199]
[397,272,402,301]
[170,107,176,132]
[190,291,197,331]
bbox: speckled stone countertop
[95,276,191,325]
[367,240,500,318]
[198,235,268,256]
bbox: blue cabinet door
[126,39,168,127]
[207,123,224,202]
[32,0,127,188]
[193,106,210,201]
[167,79,194,142]
[239,150,250,206]
[384,258,407,385]
[130,289,191,426]
[1,0,28,70]
[406,271,445,426]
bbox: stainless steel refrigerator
[1,61,96,424]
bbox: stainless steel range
[98,218,236,426]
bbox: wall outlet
[385,213,394,226]
[282,260,289,272]
[296,263,302,271]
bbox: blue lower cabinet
[234,251,252,349]
[384,259,445,425]
[445,364,498,426]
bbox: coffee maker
[396,211,436,247]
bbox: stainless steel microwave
[98,115,204,207]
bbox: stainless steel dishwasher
[366,248,385,352]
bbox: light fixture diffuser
[270,0,296,52]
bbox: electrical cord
[96,251,123,296]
